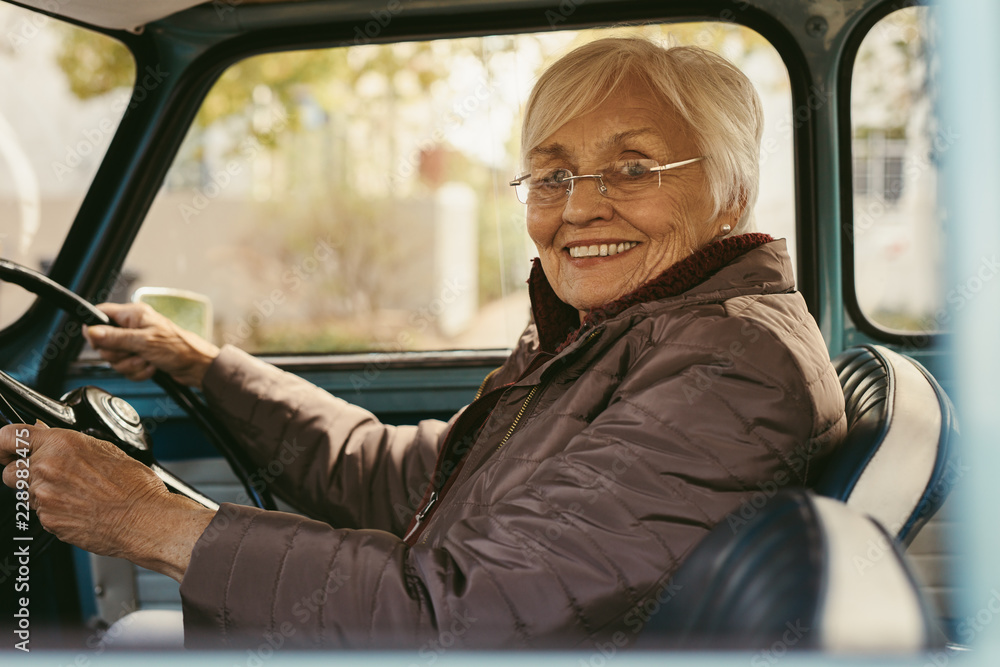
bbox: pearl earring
[720,224,732,235]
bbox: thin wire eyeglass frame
[508,156,707,205]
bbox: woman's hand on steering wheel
[85,302,221,389]
[0,422,216,582]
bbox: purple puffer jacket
[179,235,846,649]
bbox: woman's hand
[0,423,215,582]
[84,302,220,389]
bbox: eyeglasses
[509,156,707,206]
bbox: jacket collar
[528,233,776,353]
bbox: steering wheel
[0,258,276,548]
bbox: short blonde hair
[520,38,764,234]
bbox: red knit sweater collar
[527,233,774,353]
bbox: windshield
[122,23,795,354]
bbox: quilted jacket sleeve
[179,318,844,649]
[198,345,447,533]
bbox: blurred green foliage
[55,25,135,98]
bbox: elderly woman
[1,38,845,648]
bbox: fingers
[96,302,158,329]
[85,324,153,354]
[1,424,44,498]
[90,302,219,388]
[95,348,133,364]
[0,423,31,466]
[1,453,31,494]
[87,302,167,349]
[107,355,157,382]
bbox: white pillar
[434,182,478,338]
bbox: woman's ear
[726,187,750,234]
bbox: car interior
[0,0,987,663]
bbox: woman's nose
[562,177,613,225]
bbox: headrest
[816,345,959,544]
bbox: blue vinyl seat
[635,489,942,651]
[815,344,959,545]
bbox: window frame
[838,0,940,347]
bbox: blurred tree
[54,26,452,137]
[55,24,135,97]
[852,8,927,135]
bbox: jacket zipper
[495,385,539,452]
[407,329,602,544]
[403,491,438,542]
[495,329,599,452]
[405,383,536,545]
[474,367,501,401]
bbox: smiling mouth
[568,242,639,258]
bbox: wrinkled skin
[526,84,739,318]
[85,302,221,388]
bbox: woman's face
[526,87,729,317]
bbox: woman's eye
[537,169,571,184]
[614,160,653,178]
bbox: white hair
[520,38,764,234]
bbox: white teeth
[569,242,637,258]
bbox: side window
[0,6,135,328]
[850,7,945,334]
[123,24,794,354]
